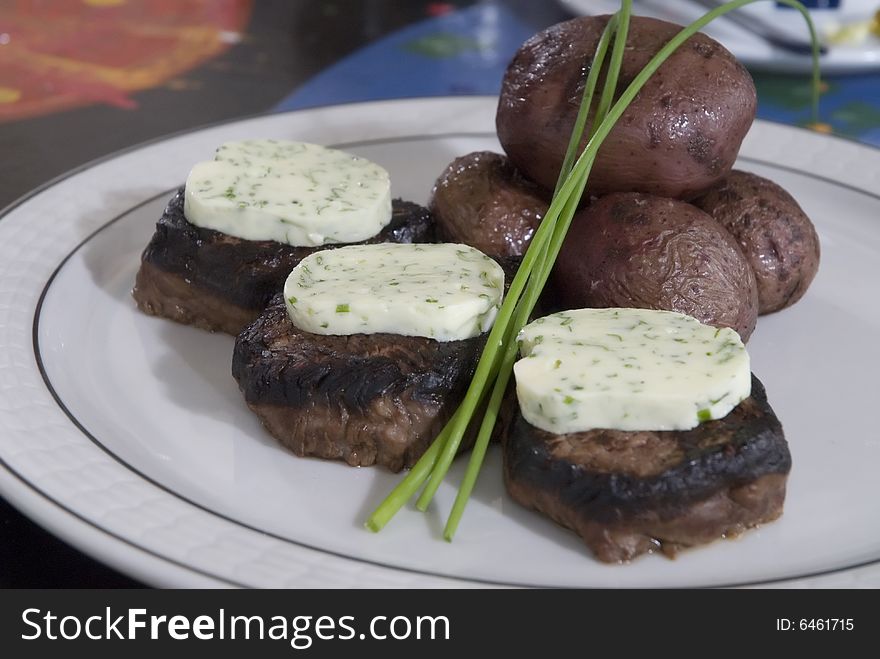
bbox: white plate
[559,0,880,73]
[2,97,880,588]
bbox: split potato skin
[496,15,757,199]
[691,170,820,314]
[430,151,548,258]
[550,192,759,342]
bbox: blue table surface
[275,3,880,147]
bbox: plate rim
[3,95,880,588]
[3,94,878,222]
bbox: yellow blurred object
[826,10,880,45]
[827,21,870,45]
[0,87,22,104]
[808,122,834,135]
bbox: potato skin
[430,151,548,258]
[496,15,757,199]
[551,193,759,341]
[691,170,820,314]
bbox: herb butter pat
[514,308,751,434]
[183,140,392,247]
[284,243,504,341]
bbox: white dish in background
[1,97,880,587]
[559,0,880,74]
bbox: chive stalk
[411,180,563,509]
[365,336,510,532]
[364,407,463,532]
[413,7,634,513]
[440,6,632,537]
[366,0,821,536]
[553,13,620,198]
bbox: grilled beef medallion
[132,188,435,335]
[232,295,487,472]
[503,375,790,562]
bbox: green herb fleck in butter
[183,139,391,247]
[514,308,751,434]
[284,243,504,341]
